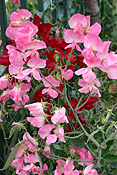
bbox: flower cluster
[0,8,117,175]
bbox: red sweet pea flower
[33,14,53,38]
[0,49,10,66]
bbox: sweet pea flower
[25,102,45,117]
[64,29,84,51]
[54,159,66,175]
[25,49,46,69]
[59,67,73,81]
[38,124,57,145]
[84,34,104,52]
[0,75,9,90]
[83,164,98,175]
[85,16,101,35]
[51,107,69,124]
[25,102,46,127]
[42,145,52,158]
[64,160,82,175]
[23,132,38,152]
[8,86,26,102]
[71,147,93,166]
[68,13,87,32]
[78,78,101,97]
[0,40,2,46]
[54,126,65,142]
[42,75,60,98]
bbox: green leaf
[58,99,65,107]
[102,140,114,156]
[70,135,87,148]
[74,78,79,91]
[0,142,22,170]
[103,154,117,162]
[52,143,62,150]
[6,125,19,139]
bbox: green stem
[64,80,102,148]
[75,93,91,111]
[64,133,84,139]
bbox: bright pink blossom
[64,29,84,51]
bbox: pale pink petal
[69,13,87,28]
[38,124,55,139]
[49,88,58,98]
[89,23,101,35]
[84,164,94,175]
[27,116,45,128]
[31,67,41,80]
[46,134,57,145]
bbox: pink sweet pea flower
[64,29,84,51]
[9,49,25,67]
[0,75,9,90]
[82,48,101,68]
[42,145,52,158]
[54,159,66,175]
[24,153,39,164]
[23,132,38,152]
[83,164,98,175]
[59,67,73,81]
[25,102,46,127]
[27,116,45,128]
[84,34,104,52]
[69,13,87,31]
[25,102,45,117]
[75,67,96,82]
[54,126,65,142]
[78,78,101,97]
[0,91,10,103]
[38,124,57,145]
[32,163,48,175]
[64,160,82,175]
[11,157,24,174]
[8,86,25,102]
[0,40,2,46]
[51,107,69,124]
[25,49,46,69]
[85,16,101,35]
[71,147,93,166]
[42,75,60,98]
[10,9,31,22]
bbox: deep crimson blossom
[0,49,10,66]
[33,14,53,38]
